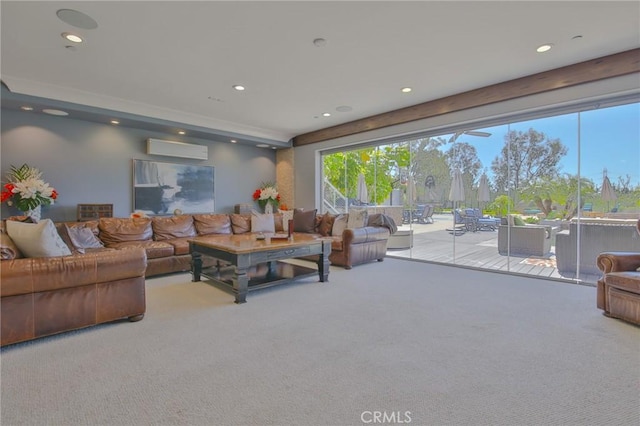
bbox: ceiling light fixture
[536,44,553,53]
[232,85,245,91]
[336,105,353,112]
[230,139,237,143]
[322,112,331,117]
[20,106,34,111]
[42,109,69,116]
[62,32,83,43]
[256,144,269,148]
[178,130,186,135]
[110,120,119,125]
[401,87,412,93]
[313,38,327,47]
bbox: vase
[23,205,42,222]
[264,203,274,214]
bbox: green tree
[522,174,596,219]
[322,144,410,205]
[491,128,567,195]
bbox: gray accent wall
[1,109,276,221]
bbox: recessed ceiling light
[20,106,33,111]
[230,139,237,143]
[110,120,119,125]
[272,147,277,150]
[256,144,269,148]
[322,112,331,117]
[232,85,245,91]
[536,44,553,53]
[313,38,327,47]
[336,105,353,112]
[62,32,83,43]
[178,130,186,135]
[42,109,69,116]
[401,87,412,93]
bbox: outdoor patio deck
[386,213,601,285]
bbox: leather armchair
[596,252,640,325]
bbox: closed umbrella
[449,169,465,204]
[601,171,617,212]
[407,178,417,202]
[478,173,491,210]
[356,173,368,204]
[449,169,465,233]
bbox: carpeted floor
[1,258,639,426]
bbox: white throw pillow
[6,219,72,258]
[332,214,348,236]
[251,211,275,233]
[347,209,368,229]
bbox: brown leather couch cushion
[106,241,174,259]
[152,215,196,240]
[166,237,192,256]
[293,209,318,233]
[1,229,23,260]
[99,218,152,245]
[231,214,251,234]
[193,214,232,235]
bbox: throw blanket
[367,213,398,234]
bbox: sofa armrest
[597,252,640,274]
[343,227,390,245]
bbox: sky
[452,102,640,187]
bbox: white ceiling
[2,1,639,144]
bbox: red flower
[51,189,58,200]
[4,183,15,192]
[1,190,12,203]
[252,189,261,200]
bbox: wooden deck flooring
[385,215,600,286]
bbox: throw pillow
[251,211,275,233]
[66,225,104,249]
[513,215,526,226]
[347,209,368,229]
[332,214,348,236]
[293,208,317,233]
[317,213,336,236]
[5,219,72,258]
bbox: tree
[322,144,410,205]
[522,174,596,219]
[491,128,567,195]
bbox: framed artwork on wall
[133,159,214,215]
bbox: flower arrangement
[1,164,58,212]
[252,183,280,211]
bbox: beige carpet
[1,258,639,426]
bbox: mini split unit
[146,138,208,160]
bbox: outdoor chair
[414,204,434,224]
[498,218,557,256]
[448,209,475,235]
[465,208,499,231]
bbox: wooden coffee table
[189,233,331,303]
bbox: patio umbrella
[601,171,617,212]
[356,173,368,204]
[449,169,465,231]
[478,173,491,210]
[407,178,417,202]
[449,169,465,205]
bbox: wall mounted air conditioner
[146,138,208,160]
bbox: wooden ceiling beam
[292,48,640,147]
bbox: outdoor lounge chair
[465,208,500,231]
[448,209,475,235]
[498,220,557,256]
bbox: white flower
[260,186,278,200]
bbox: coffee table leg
[233,266,249,304]
[191,251,202,282]
[317,240,331,282]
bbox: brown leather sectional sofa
[1,211,392,346]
